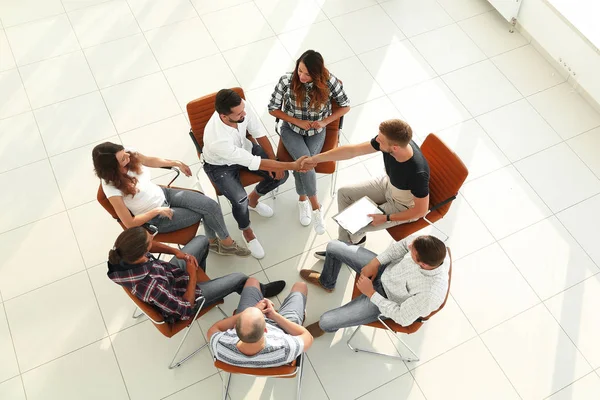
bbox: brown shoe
[299,269,333,293]
[306,322,326,338]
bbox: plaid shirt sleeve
[144,280,196,321]
[328,74,350,107]
[268,74,289,111]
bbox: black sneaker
[261,280,286,298]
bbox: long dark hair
[92,142,142,197]
[108,227,149,265]
[291,50,330,110]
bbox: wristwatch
[386,214,391,222]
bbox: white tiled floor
[1,1,600,399]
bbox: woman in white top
[92,142,249,257]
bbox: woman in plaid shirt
[268,50,350,235]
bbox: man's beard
[228,116,245,123]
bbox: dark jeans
[168,235,247,305]
[203,143,289,230]
[318,240,389,332]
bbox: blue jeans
[280,122,325,197]
[168,235,247,305]
[148,187,229,240]
[318,240,389,332]
[203,143,289,230]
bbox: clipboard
[333,196,384,235]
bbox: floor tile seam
[2,30,76,227]
[127,5,199,34]
[61,0,115,14]
[157,370,222,400]
[15,334,111,375]
[351,370,420,400]
[258,234,334,272]
[123,1,185,117]
[85,274,134,400]
[252,0,329,37]
[0,10,66,30]
[443,294,524,399]
[0,267,89,304]
[303,353,332,400]
[434,0,495,24]
[0,25,53,174]
[541,370,600,399]
[0,296,25,385]
[482,240,600,371]
[321,1,383,21]
[8,47,82,70]
[190,0,254,18]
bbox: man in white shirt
[203,89,304,259]
[299,235,449,337]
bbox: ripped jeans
[203,143,288,230]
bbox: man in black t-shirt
[301,119,430,247]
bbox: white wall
[517,0,600,107]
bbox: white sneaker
[242,235,265,259]
[298,200,312,226]
[249,202,274,218]
[313,208,326,235]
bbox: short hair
[379,119,412,147]
[215,89,242,116]
[412,235,447,267]
[235,308,266,344]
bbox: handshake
[293,156,319,172]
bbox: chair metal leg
[132,307,144,319]
[424,216,449,242]
[346,322,420,362]
[222,372,232,400]
[296,354,305,400]
[330,168,338,197]
[168,298,208,369]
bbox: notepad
[333,196,384,235]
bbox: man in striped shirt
[299,235,449,337]
[208,279,313,368]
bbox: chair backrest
[214,355,300,378]
[187,87,246,156]
[97,184,125,226]
[122,287,173,337]
[420,134,468,216]
[419,247,452,322]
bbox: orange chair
[97,167,201,247]
[187,87,278,206]
[215,355,304,400]
[346,248,452,362]
[274,102,344,197]
[126,267,227,369]
[387,134,468,242]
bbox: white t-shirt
[101,165,166,215]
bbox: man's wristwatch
[386,214,391,222]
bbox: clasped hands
[255,298,277,318]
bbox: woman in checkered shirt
[268,50,350,235]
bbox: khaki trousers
[337,175,415,243]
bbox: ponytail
[108,247,122,265]
[109,227,149,264]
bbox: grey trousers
[337,175,415,243]
[280,122,326,197]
